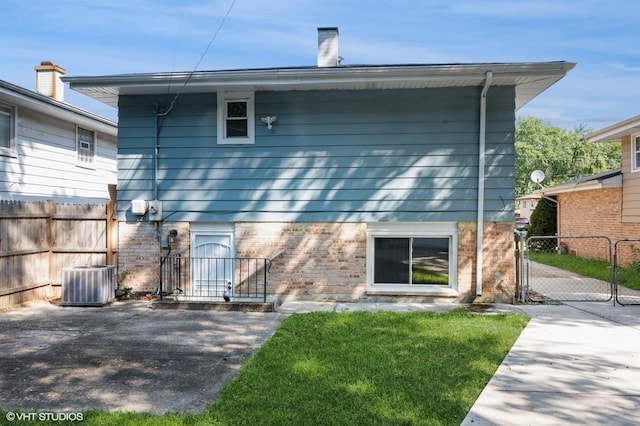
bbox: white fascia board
[64,61,575,109]
[587,115,640,142]
[544,174,622,196]
[0,85,117,135]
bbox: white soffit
[63,62,575,111]
[587,114,640,142]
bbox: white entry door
[190,225,234,299]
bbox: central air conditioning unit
[61,265,117,306]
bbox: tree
[515,117,621,198]
[528,197,557,238]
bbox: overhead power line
[160,0,238,117]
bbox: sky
[1,0,638,130]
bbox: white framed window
[217,92,255,145]
[632,133,640,172]
[366,223,458,295]
[0,103,16,156]
[76,126,96,167]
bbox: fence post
[159,255,164,301]
[514,230,527,303]
[264,259,268,303]
[46,200,55,286]
[106,200,115,266]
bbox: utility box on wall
[131,199,148,216]
[148,200,162,221]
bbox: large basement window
[217,92,255,145]
[366,223,458,295]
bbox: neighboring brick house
[541,169,636,263]
[569,114,640,265]
[63,28,573,304]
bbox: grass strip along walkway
[4,309,528,426]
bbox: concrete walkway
[461,301,640,426]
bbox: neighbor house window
[366,223,458,295]
[217,92,255,145]
[76,127,96,166]
[0,104,16,156]
[633,133,640,171]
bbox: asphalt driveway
[0,300,285,414]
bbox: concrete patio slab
[0,300,285,414]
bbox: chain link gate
[520,235,614,303]
[613,239,640,306]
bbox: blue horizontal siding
[117,87,515,222]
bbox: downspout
[153,105,162,295]
[476,71,492,297]
[153,105,161,201]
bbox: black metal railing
[159,255,271,302]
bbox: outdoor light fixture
[261,116,277,129]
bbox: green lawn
[2,310,528,426]
[528,251,640,291]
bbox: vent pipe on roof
[34,61,66,101]
[317,27,340,67]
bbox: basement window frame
[366,222,458,296]
[217,92,255,145]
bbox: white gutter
[0,83,116,134]
[586,114,640,142]
[476,71,492,297]
[63,61,575,109]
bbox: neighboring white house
[1,62,117,203]
[516,190,542,219]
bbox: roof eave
[0,80,117,133]
[544,173,622,196]
[587,114,640,142]
[63,61,575,109]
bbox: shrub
[528,197,557,237]
[527,197,557,252]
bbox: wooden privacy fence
[0,200,117,307]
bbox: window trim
[0,103,17,157]
[632,133,640,172]
[366,222,458,295]
[217,92,255,145]
[76,126,96,168]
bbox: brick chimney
[34,61,66,101]
[317,27,339,67]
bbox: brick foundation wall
[118,221,516,302]
[481,222,516,301]
[235,223,367,301]
[558,188,640,265]
[118,222,161,292]
[457,222,515,302]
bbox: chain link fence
[613,239,640,306]
[522,235,613,303]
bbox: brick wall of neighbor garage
[557,187,640,265]
[118,221,516,302]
